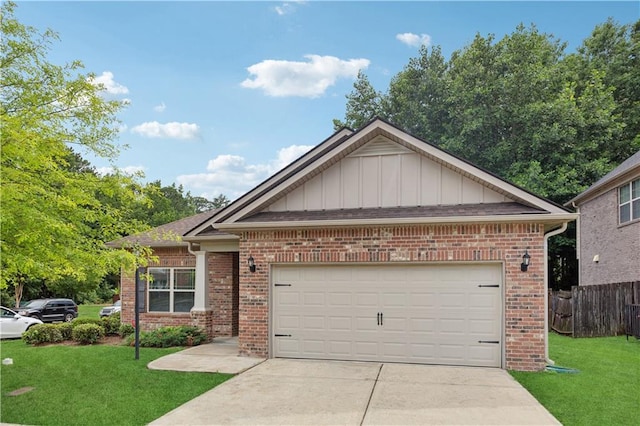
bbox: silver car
[0,306,43,339]
[99,300,121,317]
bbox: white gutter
[214,213,578,230]
[543,221,569,365]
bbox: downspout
[544,222,568,365]
[187,241,197,256]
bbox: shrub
[22,324,63,345]
[119,323,135,337]
[72,318,103,327]
[56,322,74,340]
[128,325,208,348]
[101,312,121,335]
[72,323,104,344]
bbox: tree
[333,71,383,130]
[570,19,640,160]
[1,2,145,306]
[335,20,639,288]
[385,45,450,143]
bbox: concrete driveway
[150,358,559,425]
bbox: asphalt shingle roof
[238,202,546,223]
[108,209,220,248]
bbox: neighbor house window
[619,178,640,224]
[147,268,195,312]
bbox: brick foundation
[238,223,547,371]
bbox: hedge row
[126,326,208,348]
[22,313,208,348]
[22,312,133,345]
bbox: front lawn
[511,333,640,426]
[0,340,232,425]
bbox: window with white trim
[147,268,195,312]
[619,178,640,224]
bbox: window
[148,268,195,312]
[619,178,640,224]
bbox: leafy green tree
[333,71,383,130]
[335,21,638,288]
[385,45,450,142]
[569,18,640,160]
[208,193,231,210]
[1,2,145,306]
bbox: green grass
[0,340,232,425]
[78,303,106,318]
[510,333,640,426]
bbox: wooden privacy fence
[549,281,640,337]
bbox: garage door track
[150,358,559,425]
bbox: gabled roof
[108,209,221,248]
[566,150,640,207]
[186,118,576,236]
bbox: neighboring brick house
[566,150,640,286]
[113,118,577,371]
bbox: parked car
[0,306,43,338]
[18,298,78,323]
[99,300,121,318]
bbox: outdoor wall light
[521,250,531,272]
[248,255,256,273]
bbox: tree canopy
[335,21,639,204]
[1,2,147,305]
[335,20,639,288]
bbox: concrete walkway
[148,337,265,374]
[149,350,560,426]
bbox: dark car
[18,298,78,323]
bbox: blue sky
[15,1,639,200]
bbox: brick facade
[121,247,239,338]
[579,188,640,285]
[238,223,547,371]
[209,252,240,336]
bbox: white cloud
[275,3,292,15]
[396,32,432,48]
[241,55,370,98]
[153,102,166,113]
[274,1,306,15]
[177,144,314,199]
[131,121,200,140]
[96,165,146,176]
[90,71,129,95]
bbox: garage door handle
[275,334,292,337]
[478,340,500,344]
[478,285,499,288]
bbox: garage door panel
[273,264,502,368]
[302,316,325,330]
[356,292,378,307]
[328,292,351,305]
[278,292,300,305]
[277,315,300,329]
[328,340,351,356]
[329,316,352,331]
[303,292,325,306]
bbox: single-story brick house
[565,150,640,285]
[114,118,577,371]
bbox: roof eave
[566,165,640,207]
[213,213,578,231]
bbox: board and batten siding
[267,138,510,212]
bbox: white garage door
[272,264,502,367]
